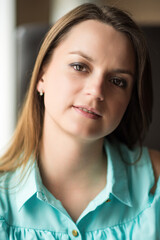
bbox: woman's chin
[64,125,106,142]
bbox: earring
[39,90,44,96]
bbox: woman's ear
[37,71,45,95]
[37,78,44,94]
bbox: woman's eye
[70,63,88,72]
[110,77,127,88]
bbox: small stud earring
[39,90,44,96]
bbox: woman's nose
[84,75,105,101]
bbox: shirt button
[106,199,111,203]
[72,230,78,237]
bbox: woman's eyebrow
[69,51,94,62]
[111,69,135,79]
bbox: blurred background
[0,0,160,154]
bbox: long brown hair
[0,3,152,173]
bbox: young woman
[0,3,160,240]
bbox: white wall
[0,0,16,155]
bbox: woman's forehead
[57,20,133,54]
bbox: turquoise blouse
[0,140,160,239]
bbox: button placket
[72,229,78,237]
[68,221,82,240]
[69,228,82,239]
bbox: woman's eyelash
[109,77,127,88]
[69,63,88,72]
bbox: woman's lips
[72,105,102,120]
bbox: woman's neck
[38,116,107,194]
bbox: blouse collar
[16,139,132,212]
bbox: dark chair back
[142,26,160,150]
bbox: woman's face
[37,20,135,141]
